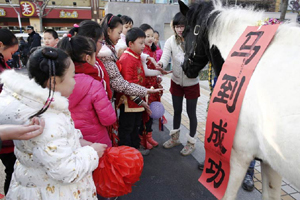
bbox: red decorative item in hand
[93,146,144,198]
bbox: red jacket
[116,48,146,112]
[68,73,116,146]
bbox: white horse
[179,1,300,199]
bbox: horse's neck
[208,7,264,60]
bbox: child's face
[54,58,75,98]
[122,22,133,35]
[144,29,154,48]
[43,32,59,47]
[108,23,123,45]
[0,43,18,62]
[153,32,159,46]
[129,37,145,55]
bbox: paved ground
[119,120,216,200]
[0,74,299,199]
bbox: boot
[139,135,153,149]
[163,129,181,149]
[198,160,205,170]
[180,134,196,156]
[146,132,158,147]
[242,168,254,191]
[138,145,150,156]
[242,174,254,191]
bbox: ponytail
[57,35,96,63]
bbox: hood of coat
[98,44,113,58]
[68,73,93,109]
[0,69,69,111]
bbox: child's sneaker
[163,129,180,148]
[180,134,196,156]
[138,146,150,156]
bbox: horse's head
[179,0,224,77]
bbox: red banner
[199,24,279,199]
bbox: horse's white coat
[207,1,300,199]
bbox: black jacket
[27,31,41,50]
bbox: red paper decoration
[93,146,144,197]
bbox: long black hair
[69,20,103,43]
[57,35,96,63]
[101,13,123,46]
[139,23,156,52]
[27,47,70,119]
[0,29,18,50]
[120,15,133,25]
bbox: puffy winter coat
[159,35,199,87]
[0,70,98,200]
[69,73,116,147]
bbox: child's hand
[157,62,163,68]
[147,88,164,94]
[157,76,162,84]
[80,139,92,147]
[147,57,158,67]
[0,117,45,141]
[141,101,152,116]
[91,143,107,158]
[117,47,126,58]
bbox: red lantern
[93,146,144,197]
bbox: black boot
[198,161,204,170]
[242,169,254,192]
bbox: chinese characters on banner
[199,24,279,199]
[19,1,41,17]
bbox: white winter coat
[0,70,99,200]
[159,35,199,87]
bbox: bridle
[186,24,209,68]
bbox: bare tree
[280,0,289,21]
[32,0,61,32]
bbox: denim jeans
[247,160,256,177]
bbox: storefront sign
[59,10,78,18]
[19,1,41,17]
[199,24,279,199]
[0,8,6,16]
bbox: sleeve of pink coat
[156,49,163,62]
[91,80,117,127]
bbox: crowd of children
[0,11,203,199]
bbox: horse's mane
[209,5,264,42]
[208,3,300,46]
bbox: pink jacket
[155,46,163,62]
[68,73,116,147]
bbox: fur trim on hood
[0,69,69,111]
[98,44,113,58]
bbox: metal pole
[8,0,22,33]
[17,12,22,33]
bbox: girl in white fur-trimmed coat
[0,47,107,200]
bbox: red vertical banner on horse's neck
[199,24,279,199]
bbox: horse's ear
[179,0,189,16]
[212,0,222,8]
